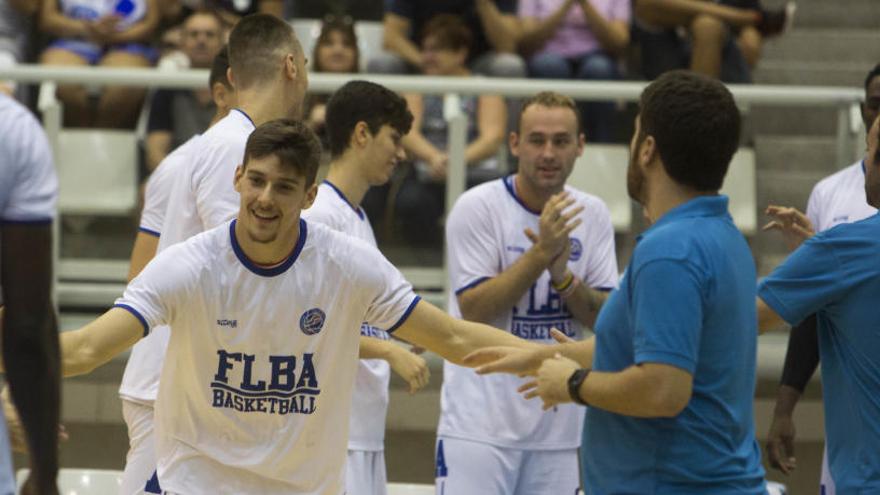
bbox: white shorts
[820,445,836,495]
[345,450,387,495]
[434,436,580,495]
[121,399,157,495]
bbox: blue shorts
[49,38,158,65]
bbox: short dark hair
[325,80,413,158]
[208,45,230,90]
[517,91,582,135]
[228,14,299,90]
[243,119,322,186]
[638,70,741,192]
[865,63,880,92]
[312,18,359,73]
[420,14,472,53]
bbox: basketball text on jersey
[510,280,575,340]
[211,350,320,415]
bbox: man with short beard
[467,71,767,494]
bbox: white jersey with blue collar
[115,219,420,495]
[439,176,618,450]
[806,160,877,232]
[301,181,391,452]
[137,135,201,237]
[120,109,255,404]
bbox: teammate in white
[57,119,539,494]
[0,93,61,494]
[762,63,880,495]
[436,92,618,494]
[301,80,429,495]
[111,48,237,495]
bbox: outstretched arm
[60,307,145,377]
[359,337,430,393]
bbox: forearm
[127,232,159,282]
[578,2,629,55]
[403,130,441,163]
[476,0,518,53]
[780,314,820,392]
[757,297,786,334]
[464,134,503,164]
[60,308,144,377]
[108,17,158,43]
[518,1,574,53]
[578,364,690,417]
[772,384,802,419]
[559,282,607,328]
[383,31,422,67]
[41,12,89,38]
[459,247,550,323]
[358,336,394,360]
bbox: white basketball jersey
[301,181,391,452]
[439,176,618,449]
[0,94,58,495]
[806,160,877,232]
[119,109,254,403]
[115,220,420,495]
[137,135,200,237]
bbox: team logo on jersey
[569,238,583,261]
[299,308,326,335]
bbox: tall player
[436,92,618,494]
[115,47,236,494]
[58,119,537,494]
[301,80,429,495]
[762,63,880,495]
[0,92,60,494]
[115,13,308,494]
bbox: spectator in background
[39,0,161,128]
[395,15,507,245]
[304,16,360,152]
[145,9,224,170]
[0,0,39,98]
[517,0,630,142]
[205,0,282,26]
[370,0,526,79]
[633,0,794,82]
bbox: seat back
[567,144,632,232]
[17,468,124,495]
[55,129,138,216]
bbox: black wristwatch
[567,368,591,406]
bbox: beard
[626,151,646,205]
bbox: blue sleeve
[631,259,704,374]
[758,236,846,326]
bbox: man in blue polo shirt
[757,114,880,494]
[466,70,766,494]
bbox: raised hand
[527,191,584,263]
[763,205,815,251]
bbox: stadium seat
[16,468,123,495]
[387,482,435,495]
[354,21,385,73]
[290,19,321,62]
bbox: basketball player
[0,92,60,495]
[762,63,880,495]
[301,80,429,495]
[467,71,767,493]
[435,91,618,494]
[58,119,535,494]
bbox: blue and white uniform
[118,109,254,493]
[301,181,392,495]
[437,176,618,494]
[136,135,200,238]
[0,93,58,495]
[804,160,876,495]
[585,196,766,494]
[760,212,880,494]
[116,219,421,495]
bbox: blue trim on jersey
[138,226,160,237]
[322,180,365,220]
[454,276,490,295]
[387,295,422,334]
[502,175,541,215]
[229,218,308,277]
[233,108,256,128]
[596,286,615,292]
[0,217,53,225]
[862,159,866,175]
[114,304,149,337]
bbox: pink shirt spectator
[518,0,631,58]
